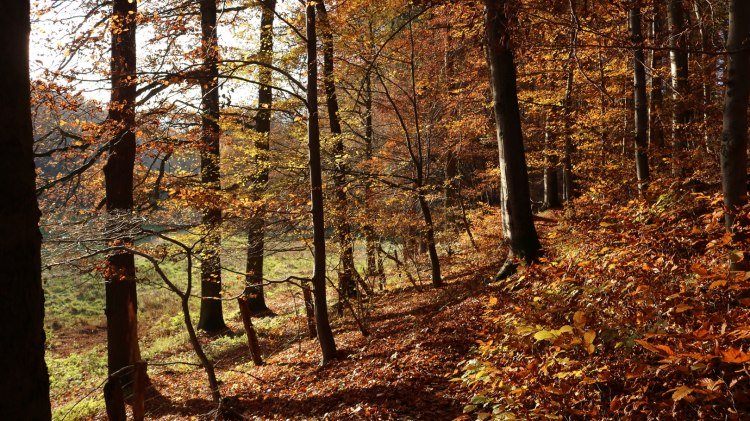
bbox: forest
[2,0,750,419]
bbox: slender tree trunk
[649,5,665,148]
[0,2,51,418]
[694,1,714,152]
[103,0,142,384]
[542,116,561,209]
[244,0,276,315]
[197,0,227,333]
[668,0,691,174]
[484,0,541,267]
[720,0,750,239]
[362,73,381,282]
[306,3,337,364]
[317,1,358,299]
[630,5,650,191]
[561,7,577,202]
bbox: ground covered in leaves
[55,172,750,420]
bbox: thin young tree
[103,0,143,382]
[629,3,649,191]
[197,0,227,333]
[306,0,337,364]
[483,0,541,277]
[0,1,52,418]
[244,0,277,316]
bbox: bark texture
[103,0,142,382]
[484,0,541,261]
[630,5,650,190]
[306,3,338,363]
[244,0,277,315]
[197,0,227,332]
[668,0,691,171]
[720,0,750,232]
[0,2,52,418]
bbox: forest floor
[49,169,750,420]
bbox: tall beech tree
[484,0,541,276]
[317,0,360,298]
[720,0,750,249]
[649,5,665,148]
[244,0,277,316]
[0,1,51,418]
[306,0,338,363]
[103,0,143,381]
[667,0,690,173]
[629,3,649,191]
[197,0,227,333]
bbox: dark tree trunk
[362,73,382,282]
[103,0,142,384]
[306,3,338,364]
[668,0,691,174]
[561,7,577,203]
[0,2,51,418]
[197,0,227,333]
[630,5,650,191]
[484,0,541,264]
[244,0,277,316]
[542,117,561,209]
[720,0,750,236]
[649,5,665,148]
[317,1,358,299]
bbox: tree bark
[244,0,277,316]
[720,0,750,236]
[306,2,338,364]
[542,116,561,209]
[197,0,227,333]
[649,5,665,148]
[668,0,691,173]
[103,0,142,385]
[630,5,650,191]
[561,6,577,203]
[484,0,541,264]
[317,1,358,299]
[0,2,52,418]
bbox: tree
[0,1,52,418]
[306,0,338,364]
[484,0,541,276]
[720,0,750,254]
[667,0,690,174]
[629,3,649,191]
[244,0,277,316]
[103,0,143,382]
[317,0,360,299]
[197,0,227,333]
[649,3,665,149]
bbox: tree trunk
[668,0,691,174]
[103,0,142,385]
[317,1,358,299]
[649,5,665,148]
[244,0,276,316]
[694,0,715,152]
[543,116,561,209]
[630,5,650,191]
[0,2,52,418]
[306,3,338,364]
[720,0,750,237]
[362,73,382,282]
[561,7,577,203]
[197,0,227,333]
[484,0,541,263]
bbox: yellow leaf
[488,297,498,306]
[534,330,557,342]
[671,385,693,402]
